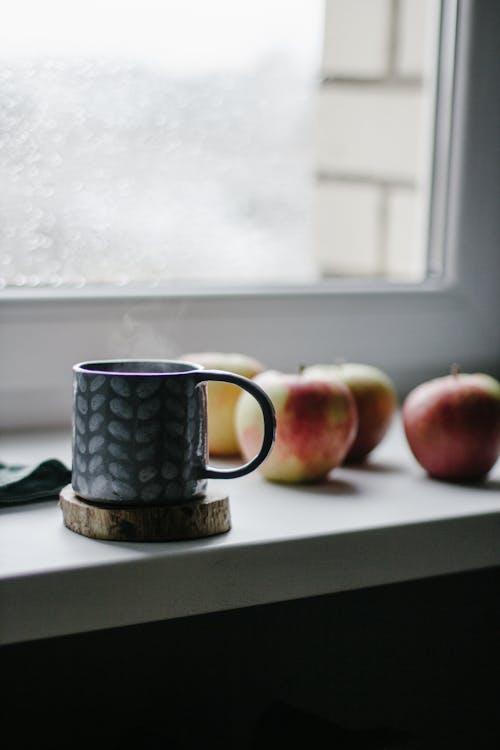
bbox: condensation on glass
[0,0,438,289]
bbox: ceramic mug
[71,359,275,505]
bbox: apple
[302,362,397,463]
[402,370,500,481]
[234,369,358,482]
[180,351,266,456]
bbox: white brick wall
[316,86,425,182]
[322,0,391,78]
[314,0,435,280]
[313,182,382,275]
[386,188,427,279]
[397,0,433,78]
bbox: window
[3,0,438,287]
[1,1,499,429]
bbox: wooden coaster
[59,484,231,542]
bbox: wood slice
[59,484,231,542]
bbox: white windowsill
[1,414,499,647]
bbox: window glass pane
[0,0,439,289]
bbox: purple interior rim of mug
[73,359,204,375]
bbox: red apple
[234,369,358,482]
[181,351,266,456]
[402,370,500,481]
[302,362,397,462]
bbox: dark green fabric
[0,459,71,505]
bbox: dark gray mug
[71,359,275,506]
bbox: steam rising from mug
[108,309,185,361]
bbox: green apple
[235,369,358,483]
[181,351,266,456]
[302,362,397,462]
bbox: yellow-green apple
[302,362,397,463]
[181,351,266,456]
[234,370,358,482]
[402,370,500,481]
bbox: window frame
[1,0,499,429]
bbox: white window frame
[1,0,499,429]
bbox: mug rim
[73,359,204,376]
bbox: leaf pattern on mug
[108,420,132,442]
[74,475,89,495]
[91,393,106,411]
[111,479,136,502]
[161,461,179,480]
[75,454,87,473]
[135,421,161,444]
[89,435,105,454]
[110,377,131,397]
[76,395,88,415]
[90,375,106,392]
[137,396,161,420]
[136,378,162,399]
[140,483,163,502]
[109,461,132,481]
[91,475,111,497]
[110,398,134,420]
[72,372,207,505]
[88,454,104,474]
[75,434,87,454]
[76,374,88,393]
[108,443,129,460]
[138,466,158,483]
[89,413,105,432]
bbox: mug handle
[191,370,276,479]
